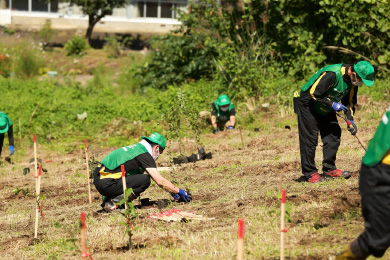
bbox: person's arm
[309,72,336,108]
[211,103,218,129]
[8,124,14,146]
[341,86,358,121]
[230,115,236,127]
[146,168,180,193]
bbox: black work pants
[297,99,341,178]
[0,133,4,156]
[357,163,390,257]
[93,166,151,199]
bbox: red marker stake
[80,212,93,260]
[237,218,244,260]
[280,190,287,260]
[84,140,92,204]
[33,135,38,193]
[121,165,128,210]
[34,165,42,238]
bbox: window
[6,0,58,12]
[133,0,187,18]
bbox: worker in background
[93,132,192,212]
[211,94,236,134]
[0,111,14,159]
[336,106,390,259]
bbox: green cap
[355,61,374,87]
[218,94,230,106]
[141,132,166,150]
[0,117,8,134]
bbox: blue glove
[213,129,219,134]
[347,120,358,135]
[10,145,14,155]
[227,126,234,130]
[178,189,192,202]
[332,102,348,112]
[171,192,180,200]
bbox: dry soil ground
[1,99,389,260]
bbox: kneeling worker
[93,132,192,212]
[211,94,236,134]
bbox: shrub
[64,36,89,56]
[14,48,44,78]
[37,20,56,48]
[0,54,12,78]
[104,35,132,58]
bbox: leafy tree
[66,0,130,45]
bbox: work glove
[170,192,180,200]
[213,128,219,134]
[9,145,14,155]
[172,189,192,202]
[332,102,348,112]
[227,126,234,130]
[347,120,358,135]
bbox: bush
[37,20,56,48]
[104,35,132,58]
[0,54,12,78]
[64,36,89,56]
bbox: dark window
[146,2,157,17]
[50,0,58,12]
[161,3,173,18]
[32,0,47,12]
[11,0,29,11]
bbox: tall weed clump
[0,54,12,78]
[14,48,44,78]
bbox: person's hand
[227,126,234,130]
[170,192,180,200]
[213,129,219,134]
[9,145,14,155]
[347,120,358,135]
[332,102,348,112]
[178,189,192,202]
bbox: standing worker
[93,132,192,212]
[336,107,390,259]
[296,61,374,183]
[0,111,14,159]
[211,94,236,134]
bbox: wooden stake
[34,165,42,239]
[280,190,287,260]
[237,218,244,260]
[121,165,128,210]
[239,125,245,149]
[84,139,92,204]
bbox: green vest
[214,101,235,122]
[101,143,148,175]
[301,64,352,115]
[362,109,390,166]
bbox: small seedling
[117,187,139,250]
[12,188,30,196]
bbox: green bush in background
[64,36,89,56]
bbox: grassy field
[1,97,389,260]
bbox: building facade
[0,0,187,34]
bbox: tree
[68,0,130,45]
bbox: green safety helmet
[141,132,166,150]
[217,94,230,106]
[354,61,374,87]
[0,117,9,134]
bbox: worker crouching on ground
[0,111,15,159]
[211,94,236,134]
[336,107,390,260]
[295,61,374,183]
[93,132,192,212]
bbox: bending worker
[296,61,374,183]
[211,94,236,134]
[336,107,390,259]
[0,111,14,158]
[93,132,192,212]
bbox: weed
[64,36,89,56]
